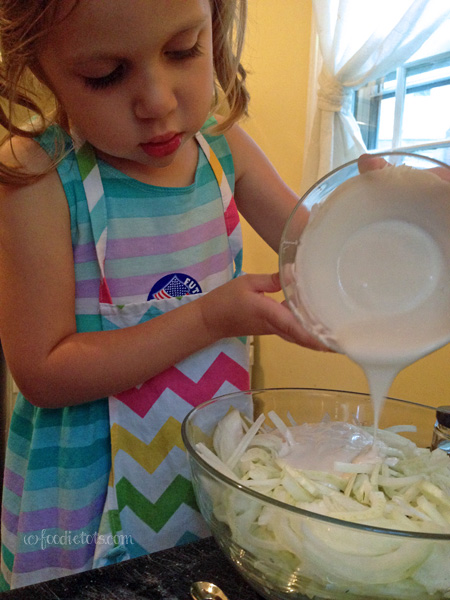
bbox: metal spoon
[190,580,229,600]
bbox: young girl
[0,0,323,589]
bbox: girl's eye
[167,42,203,61]
[84,64,126,90]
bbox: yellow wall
[240,0,449,409]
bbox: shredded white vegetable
[195,410,450,599]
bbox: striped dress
[0,117,249,589]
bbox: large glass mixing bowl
[279,152,450,352]
[182,388,450,600]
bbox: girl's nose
[133,69,178,120]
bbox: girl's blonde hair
[0,0,249,185]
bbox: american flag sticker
[147,273,202,300]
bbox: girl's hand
[358,152,450,182]
[201,272,329,351]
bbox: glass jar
[430,405,450,454]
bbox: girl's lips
[140,133,183,158]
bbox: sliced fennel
[196,410,450,598]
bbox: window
[353,19,450,163]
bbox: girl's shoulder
[0,129,70,223]
[201,116,231,155]
[34,124,73,160]
[201,115,270,188]
[0,134,55,176]
[0,125,73,184]
[207,115,259,186]
[200,115,235,182]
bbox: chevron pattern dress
[0,117,250,589]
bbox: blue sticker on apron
[148,273,202,300]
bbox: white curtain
[302,0,450,192]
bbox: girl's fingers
[358,153,450,184]
[357,153,389,173]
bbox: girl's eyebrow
[173,15,208,37]
[69,16,208,67]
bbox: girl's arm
[0,139,322,409]
[224,123,305,251]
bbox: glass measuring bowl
[279,152,450,355]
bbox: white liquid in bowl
[295,165,450,426]
[337,220,442,314]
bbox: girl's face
[37,0,214,175]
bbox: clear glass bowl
[182,388,450,600]
[279,152,450,351]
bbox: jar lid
[436,405,450,428]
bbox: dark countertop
[1,537,264,599]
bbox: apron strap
[195,132,243,275]
[74,141,113,304]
